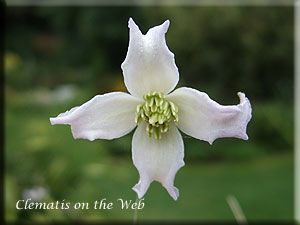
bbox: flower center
[135,91,178,140]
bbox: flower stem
[133,195,139,225]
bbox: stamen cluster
[135,91,178,140]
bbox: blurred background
[5,6,294,223]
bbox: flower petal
[167,87,252,144]
[50,92,142,141]
[121,18,179,98]
[132,121,184,200]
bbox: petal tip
[237,132,249,141]
[71,129,96,141]
[237,92,246,102]
[49,117,56,125]
[128,17,137,29]
[162,19,170,30]
[237,91,252,121]
[237,92,252,141]
[164,185,179,201]
[132,178,150,200]
[240,92,252,120]
[132,185,145,199]
[156,19,170,34]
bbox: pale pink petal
[121,18,179,98]
[132,121,184,200]
[167,87,252,144]
[50,92,142,141]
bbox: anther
[135,91,179,140]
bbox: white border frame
[5,0,298,223]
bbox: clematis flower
[50,18,252,200]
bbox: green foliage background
[5,6,294,222]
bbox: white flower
[50,18,252,200]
